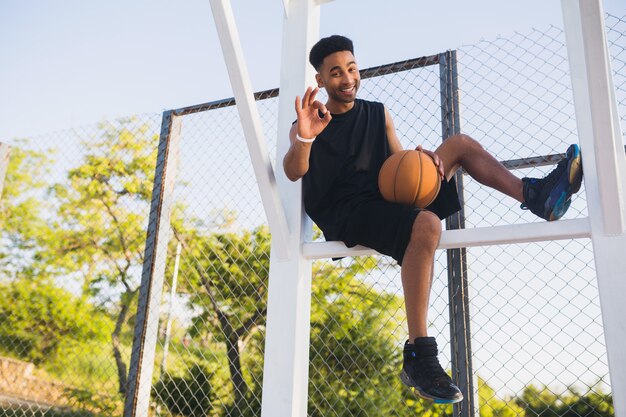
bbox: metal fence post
[439,50,477,417]
[124,110,181,417]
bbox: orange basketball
[378,150,442,208]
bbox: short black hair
[309,35,354,71]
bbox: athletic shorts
[339,177,461,265]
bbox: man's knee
[447,133,482,151]
[410,211,441,245]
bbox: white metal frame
[209,0,291,260]
[260,1,321,415]
[207,1,626,416]
[561,1,626,416]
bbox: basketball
[378,150,442,208]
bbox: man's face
[315,50,360,105]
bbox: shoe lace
[424,359,452,385]
[412,345,452,385]
[520,157,567,211]
[541,157,568,186]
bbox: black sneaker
[400,337,463,404]
[521,144,583,221]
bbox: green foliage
[517,384,614,417]
[306,258,450,417]
[37,117,187,392]
[0,118,195,395]
[45,338,122,393]
[154,364,216,417]
[178,225,271,411]
[0,141,55,278]
[0,278,111,364]
[308,262,397,415]
[478,378,524,417]
[183,225,271,335]
[64,387,122,416]
[44,118,160,294]
[220,397,261,417]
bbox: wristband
[296,133,316,143]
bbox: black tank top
[303,99,391,240]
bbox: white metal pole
[209,0,291,260]
[561,0,626,234]
[262,1,322,416]
[302,218,592,258]
[160,240,181,376]
[561,1,626,415]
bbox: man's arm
[282,87,332,182]
[283,123,313,181]
[384,106,403,154]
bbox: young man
[283,35,583,404]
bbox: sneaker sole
[548,144,583,221]
[400,370,464,404]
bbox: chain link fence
[1,13,625,417]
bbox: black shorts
[339,177,461,265]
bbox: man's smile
[339,86,355,95]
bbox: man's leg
[400,210,463,403]
[434,134,524,202]
[401,134,523,404]
[401,211,440,340]
[434,134,583,221]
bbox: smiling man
[282,35,582,404]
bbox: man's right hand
[294,86,332,139]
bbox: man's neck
[326,100,355,115]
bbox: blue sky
[1,0,624,140]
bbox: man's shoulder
[355,99,385,117]
[356,98,384,108]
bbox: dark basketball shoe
[521,144,583,221]
[400,337,463,404]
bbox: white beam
[561,2,626,416]
[210,0,290,259]
[561,0,626,235]
[302,218,591,259]
[262,1,319,417]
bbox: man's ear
[315,73,324,88]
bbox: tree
[478,378,523,417]
[178,222,452,417]
[41,117,179,394]
[517,384,613,417]
[154,364,216,417]
[178,225,271,415]
[306,257,456,417]
[0,277,110,363]
[0,141,54,279]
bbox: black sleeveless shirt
[302,99,391,240]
